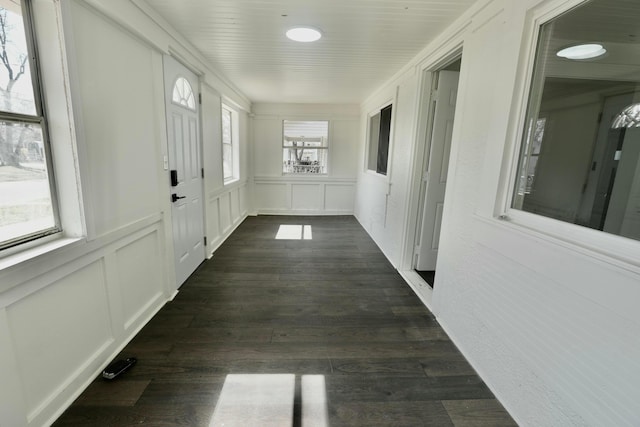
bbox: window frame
[366,100,394,177]
[0,0,61,252]
[171,76,196,111]
[498,0,640,269]
[281,119,330,176]
[221,104,239,184]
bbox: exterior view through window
[514,0,640,242]
[0,0,58,250]
[283,120,328,174]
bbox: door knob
[171,194,186,203]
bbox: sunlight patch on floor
[275,224,313,240]
[209,374,328,427]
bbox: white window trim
[0,0,85,263]
[282,119,330,176]
[497,0,640,271]
[365,98,395,178]
[222,104,239,185]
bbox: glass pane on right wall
[513,0,640,241]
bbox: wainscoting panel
[209,198,221,242]
[6,260,112,423]
[205,181,250,255]
[240,184,249,216]
[230,187,240,220]
[115,230,163,330]
[0,217,171,427]
[325,184,356,213]
[254,177,356,215]
[292,184,321,211]
[255,182,289,211]
[219,192,232,234]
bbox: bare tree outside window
[282,120,328,174]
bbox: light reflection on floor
[209,374,328,427]
[275,225,313,240]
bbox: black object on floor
[102,357,137,380]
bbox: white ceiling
[139,0,477,104]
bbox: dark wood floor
[54,215,516,426]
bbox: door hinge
[204,236,207,246]
[201,168,204,178]
[198,93,202,105]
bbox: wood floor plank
[325,375,494,402]
[73,380,151,407]
[271,326,449,343]
[332,401,454,427]
[442,399,518,426]
[53,215,515,427]
[329,358,427,376]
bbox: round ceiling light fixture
[556,43,606,60]
[286,27,322,42]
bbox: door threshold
[398,269,434,312]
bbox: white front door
[415,70,459,271]
[164,56,205,287]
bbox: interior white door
[164,55,205,287]
[415,70,459,271]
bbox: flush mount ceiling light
[556,43,606,60]
[286,27,322,42]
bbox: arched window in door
[172,76,196,110]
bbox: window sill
[224,177,240,186]
[0,236,84,293]
[365,169,388,179]
[283,173,328,177]
[482,210,640,273]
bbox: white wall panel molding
[6,261,112,423]
[0,220,170,427]
[205,181,250,256]
[0,214,163,296]
[255,176,356,184]
[254,177,356,215]
[115,232,164,329]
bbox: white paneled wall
[0,0,252,425]
[254,177,356,215]
[252,103,359,215]
[201,84,251,255]
[207,182,250,252]
[0,220,168,427]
